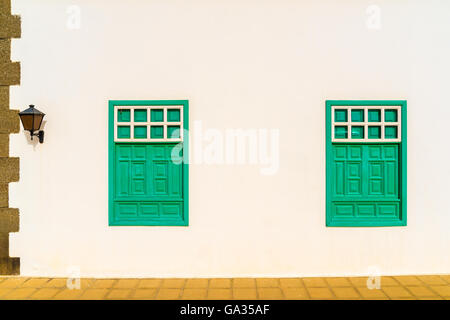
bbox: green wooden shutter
[109,100,189,226]
[326,101,407,227]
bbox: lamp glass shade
[19,105,45,132]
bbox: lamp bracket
[30,130,44,144]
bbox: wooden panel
[330,144,401,225]
[113,144,184,225]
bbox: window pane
[334,109,347,122]
[335,126,348,139]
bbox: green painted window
[326,100,407,227]
[109,100,189,226]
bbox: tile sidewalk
[0,275,449,300]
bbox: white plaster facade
[8,0,450,277]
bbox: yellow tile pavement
[207,288,232,300]
[185,279,209,289]
[209,278,231,289]
[0,275,448,300]
[233,288,257,300]
[233,278,256,288]
[181,288,208,300]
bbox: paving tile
[132,289,158,300]
[79,279,95,289]
[113,279,139,289]
[181,288,208,300]
[138,279,162,288]
[233,278,256,288]
[185,279,209,289]
[257,288,283,300]
[356,287,389,300]
[0,277,29,288]
[394,276,423,286]
[417,276,447,286]
[53,289,84,300]
[279,278,303,288]
[429,285,450,297]
[43,278,68,288]
[210,279,232,289]
[332,287,361,299]
[207,289,232,300]
[3,288,36,299]
[382,286,413,299]
[0,288,13,298]
[161,279,185,288]
[381,277,399,286]
[282,288,309,300]
[256,278,279,288]
[233,288,257,300]
[106,289,132,300]
[326,277,352,287]
[307,287,334,300]
[406,286,438,298]
[30,288,59,300]
[302,278,328,288]
[156,288,182,300]
[348,277,370,287]
[79,289,109,300]
[22,278,51,288]
[92,279,117,288]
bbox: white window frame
[331,105,401,142]
[114,105,183,142]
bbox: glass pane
[385,126,398,139]
[167,126,181,138]
[117,126,130,138]
[134,126,147,139]
[334,126,348,139]
[368,126,381,139]
[150,126,164,138]
[118,109,130,122]
[151,109,164,122]
[334,109,347,122]
[167,109,180,122]
[385,109,398,122]
[20,114,34,131]
[351,109,364,122]
[134,109,147,122]
[368,109,381,122]
[351,126,364,139]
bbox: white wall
[8,0,450,277]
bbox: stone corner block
[0,14,21,39]
[0,61,20,85]
[0,207,19,232]
[0,157,19,183]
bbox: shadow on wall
[22,120,47,150]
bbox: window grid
[114,105,183,142]
[332,105,401,142]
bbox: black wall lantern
[19,105,45,143]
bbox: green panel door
[331,144,400,222]
[109,100,189,226]
[326,101,406,227]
